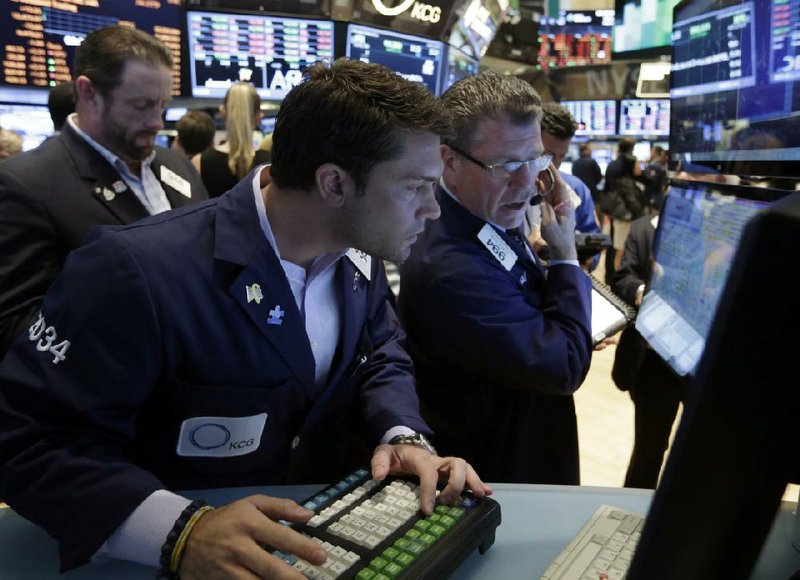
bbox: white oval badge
[176,413,267,458]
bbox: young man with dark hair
[398,72,593,484]
[0,25,207,357]
[530,102,601,269]
[0,58,489,578]
[173,110,216,158]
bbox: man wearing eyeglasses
[397,72,592,485]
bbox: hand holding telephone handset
[536,166,578,261]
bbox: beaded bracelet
[158,499,212,579]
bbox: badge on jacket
[477,224,517,271]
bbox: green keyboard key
[382,546,400,560]
[434,505,450,515]
[394,552,415,568]
[383,562,404,578]
[418,533,437,547]
[414,519,431,532]
[356,568,377,580]
[427,513,442,524]
[404,528,422,541]
[393,537,410,551]
[429,523,447,538]
[448,506,465,520]
[369,556,389,571]
[403,540,426,556]
[440,514,456,528]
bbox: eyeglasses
[449,144,552,180]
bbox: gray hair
[440,71,542,150]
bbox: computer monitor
[561,100,617,137]
[345,23,446,95]
[442,45,480,91]
[0,0,183,94]
[184,0,330,17]
[0,103,54,151]
[537,10,614,70]
[447,0,504,60]
[636,179,788,377]
[670,0,800,179]
[612,0,680,59]
[186,10,335,100]
[627,190,800,579]
[619,99,670,137]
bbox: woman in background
[193,82,271,197]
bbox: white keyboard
[541,504,645,580]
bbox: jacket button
[291,435,301,449]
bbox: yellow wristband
[170,505,214,573]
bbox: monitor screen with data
[670,0,800,178]
[0,0,183,94]
[346,24,445,95]
[619,99,670,137]
[443,45,480,91]
[636,179,786,376]
[186,10,334,100]
[561,100,617,136]
[537,10,614,70]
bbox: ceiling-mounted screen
[562,100,617,136]
[443,45,480,91]
[447,0,505,59]
[186,10,334,100]
[0,0,183,94]
[619,99,670,136]
[184,0,330,17]
[346,23,446,95]
[613,0,681,59]
[669,0,800,179]
[537,10,614,70]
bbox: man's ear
[74,76,98,106]
[316,163,353,208]
[441,143,458,181]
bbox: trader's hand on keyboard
[371,444,493,516]
[179,495,326,579]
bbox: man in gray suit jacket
[0,26,207,355]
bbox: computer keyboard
[541,504,645,580]
[269,468,501,579]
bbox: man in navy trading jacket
[0,60,491,578]
[0,26,207,357]
[398,72,593,485]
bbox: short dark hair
[618,137,636,155]
[176,110,216,157]
[440,71,542,150]
[270,59,450,194]
[47,82,75,131]
[73,26,173,97]
[579,144,592,157]
[541,102,578,140]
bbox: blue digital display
[346,23,445,95]
[670,0,800,178]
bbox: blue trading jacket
[0,172,429,569]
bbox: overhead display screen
[186,10,334,100]
[1,0,183,94]
[346,23,446,95]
